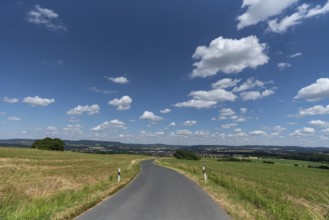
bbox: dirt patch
[286,195,327,219]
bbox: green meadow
[0,147,147,220]
[158,157,329,220]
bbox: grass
[157,157,329,220]
[0,147,148,220]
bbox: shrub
[308,165,329,170]
[263,160,275,164]
[174,150,200,160]
[218,157,251,162]
[32,138,65,151]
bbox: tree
[32,138,65,151]
[174,150,200,160]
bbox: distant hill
[189,144,329,153]
[0,139,35,148]
[0,138,328,154]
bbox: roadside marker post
[203,166,207,181]
[118,168,121,182]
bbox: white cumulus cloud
[3,97,19,103]
[63,124,82,134]
[290,127,315,136]
[175,129,193,136]
[237,0,329,33]
[289,52,302,58]
[175,88,236,109]
[26,5,67,32]
[139,111,163,121]
[249,130,266,135]
[47,126,57,131]
[107,76,129,84]
[8,116,21,121]
[219,108,235,117]
[222,123,237,129]
[309,120,329,127]
[273,126,287,133]
[160,108,171,114]
[299,105,329,116]
[174,99,217,109]
[240,108,248,114]
[233,78,265,93]
[212,78,241,89]
[183,120,197,126]
[90,122,108,131]
[295,78,329,102]
[23,96,55,106]
[277,62,291,70]
[191,36,268,78]
[322,128,329,133]
[108,96,132,110]
[268,4,309,33]
[89,86,115,95]
[67,104,100,115]
[240,89,274,101]
[190,89,236,102]
[237,0,298,29]
[91,119,126,131]
[268,2,329,33]
[306,1,329,17]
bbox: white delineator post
[203,166,207,181]
[118,168,121,182]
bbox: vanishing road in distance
[76,160,230,220]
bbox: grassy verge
[157,157,329,220]
[0,147,148,220]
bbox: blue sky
[1,0,329,147]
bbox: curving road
[76,160,230,220]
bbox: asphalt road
[76,160,230,220]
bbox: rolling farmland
[158,157,329,220]
[0,147,147,220]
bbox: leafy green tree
[32,138,65,151]
[174,150,200,160]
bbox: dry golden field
[0,147,147,220]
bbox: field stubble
[0,147,147,220]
